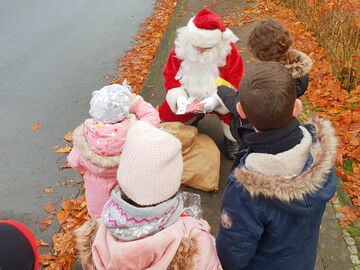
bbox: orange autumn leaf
[330,196,338,202]
[346,210,357,222]
[59,162,71,169]
[62,198,72,210]
[335,205,351,213]
[52,145,59,150]
[44,188,54,194]
[63,132,72,142]
[340,219,352,227]
[39,253,57,265]
[36,216,53,231]
[57,210,69,226]
[52,232,74,256]
[44,201,55,215]
[32,123,42,131]
[55,146,72,153]
[37,239,51,246]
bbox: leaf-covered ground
[37,0,360,268]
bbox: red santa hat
[186,9,238,48]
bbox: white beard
[175,44,220,101]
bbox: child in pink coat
[67,81,160,218]
[74,121,222,270]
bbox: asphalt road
[0,0,156,247]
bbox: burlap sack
[159,122,220,191]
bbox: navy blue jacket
[216,117,338,270]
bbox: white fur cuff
[166,87,188,113]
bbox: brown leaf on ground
[75,179,83,184]
[37,239,52,246]
[57,210,69,226]
[55,146,72,153]
[32,123,42,131]
[346,211,357,222]
[39,253,57,265]
[330,196,338,202]
[36,216,54,231]
[104,75,109,80]
[335,205,351,213]
[59,162,71,169]
[44,188,54,194]
[44,201,55,215]
[63,132,72,142]
[52,145,59,150]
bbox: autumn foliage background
[38,0,360,268]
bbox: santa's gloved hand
[200,97,219,113]
[176,96,189,114]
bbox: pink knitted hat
[117,121,183,206]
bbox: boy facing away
[216,62,338,270]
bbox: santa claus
[158,8,244,159]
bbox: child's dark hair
[247,19,292,62]
[238,62,296,131]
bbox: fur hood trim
[235,115,337,203]
[279,49,313,79]
[168,235,198,270]
[73,218,99,270]
[72,124,121,168]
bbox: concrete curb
[141,0,186,101]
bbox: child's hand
[131,93,137,102]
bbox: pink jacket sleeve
[131,95,160,127]
[67,146,86,172]
[163,47,183,92]
[219,42,244,89]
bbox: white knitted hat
[89,81,132,123]
[117,121,183,206]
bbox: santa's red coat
[158,43,243,124]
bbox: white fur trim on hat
[117,121,183,206]
[166,87,188,113]
[222,28,239,44]
[187,17,223,48]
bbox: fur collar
[72,124,121,168]
[235,115,337,203]
[278,49,313,78]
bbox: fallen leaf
[335,205,351,213]
[32,123,42,131]
[37,239,51,246]
[75,179,83,184]
[63,132,72,142]
[44,201,55,215]
[44,188,54,194]
[57,210,69,226]
[104,75,109,80]
[55,146,72,153]
[59,162,71,169]
[330,196,338,202]
[36,216,54,231]
[346,211,357,222]
[52,145,59,150]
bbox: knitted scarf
[102,189,183,241]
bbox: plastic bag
[180,191,203,219]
